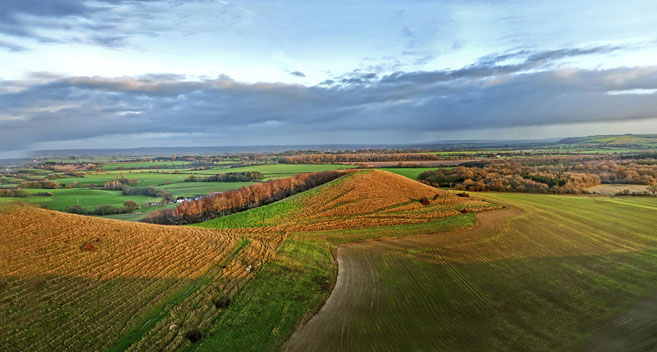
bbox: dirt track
[285,207,520,351]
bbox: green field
[101,160,192,170]
[381,167,438,179]
[159,181,254,197]
[194,163,357,179]
[195,188,657,351]
[0,188,160,211]
[192,239,335,352]
[1,163,361,219]
[298,193,657,351]
[54,171,192,186]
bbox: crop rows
[124,233,286,351]
[206,170,497,234]
[0,204,258,351]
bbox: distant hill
[558,134,657,147]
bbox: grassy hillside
[287,193,657,351]
[198,170,495,233]
[559,134,657,148]
[0,204,281,351]
[192,170,495,351]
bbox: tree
[648,182,657,196]
[123,200,139,211]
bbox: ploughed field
[287,193,657,351]
[0,204,283,351]
[198,169,496,235]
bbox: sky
[1,0,657,157]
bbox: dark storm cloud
[3,59,657,151]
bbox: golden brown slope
[0,204,280,352]
[201,170,497,233]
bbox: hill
[197,169,496,234]
[190,170,497,351]
[1,171,497,352]
[558,134,657,147]
[0,204,281,352]
[287,193,657,351]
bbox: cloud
[381,44,626,85]
[0,39,26,52]
[0,0,254,51]
[290,71,306,77]
[3,58,657,152]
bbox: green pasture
[381,167,438,179]
[0,188,160,211]
[159,182,253,198]
[338,193,657,351]
[194,164,357,179]
[101,160,192,170]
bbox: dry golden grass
[0,204,281,351]
[286,170,497,232]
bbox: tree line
[279,153,441,164]
[184,171,264,182]
[417,156,657,194]
[143,170,347,225]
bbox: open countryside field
[194,163,357,179]
[381,167,440,180]
[5,164,657,351]
[586,183,649,196]
[0,188,160,211]
[190,170,496,350]
[0,163,360,220]
[287,192,657,351]
[159,181,255,198]
[197,170,496,233]
[0,204,283,352]
[101,160,193,170]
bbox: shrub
[214,296,231,309]
[123,200,139,211]
[186,330,203,343]
[419,196,430,205]
[67,205,85,214]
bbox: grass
[326,193,657,351]
[0,204,241,351]
[54,171,192,186]
[101,203,177,222]
[193,214,478,351]
[107,239,250,352]
[191,171,490,350]
[1,163,357,217]
[381,167,438,179]
[159,181,254,198]
[585,183,649,196]
[193,163,357,179]
[192,239,335,352]
[102,161,192,170]
[0,188,160,211]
